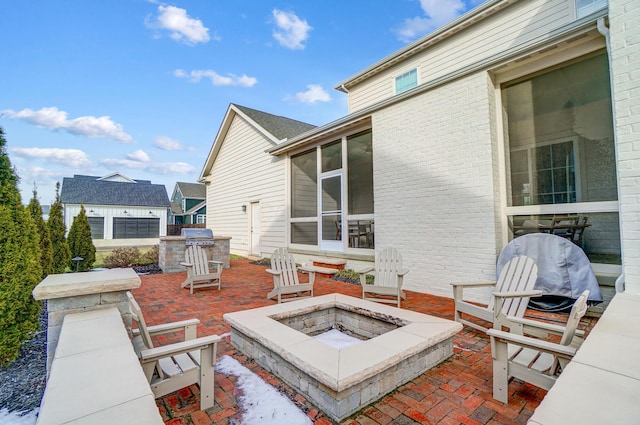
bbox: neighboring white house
[169,182,207,225]
[60,173,171,250]
[202,0,639,299]
[200,104,316,257]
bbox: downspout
[597,16,625,293]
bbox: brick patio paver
[133,258,598,425]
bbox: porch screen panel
[113,218,160,239]
[347,130,374,214]
[503,53,616,207]
[291,222,318,245]
[291,150,317,217]
[87,217,104,239]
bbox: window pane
[113,218,159,239]
[291,222,318,245]
[576,0,607,18]
[504,54,616,207]
[87,217,104,239]
[347,131,374,214]
[322,216,340,241]
[291,150,317,217]
[395,69,417,94]
[322,176,341,213]
[348,220,374,249]
[511,212,620,264]
[321,141,341,172]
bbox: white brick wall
[372,73,501,301]
[609,0,640,293]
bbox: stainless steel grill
[182,228,215,246]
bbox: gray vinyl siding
[348,0,575,112]
[206,115,286,257]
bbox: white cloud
[148,5,210,45]
[154,136,183,151]
[174,69,257,87]
[2,107,133,143]
[395,0,466,43]
[99,158,195,174]
[11,147,91,167]
[294,84,331,104]
[271,9,312,50]
[127,149,150,162]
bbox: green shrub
[28,188,53,278]
[334,269,375,284]
[138,245,159,265]
[67,205,96,272]
[48,182,71,274]
[104,247,141,268]
[0,127,43,365]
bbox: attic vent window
[395,68,418,94]
[576,0,607,18]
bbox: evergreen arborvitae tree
[48,182,71,274]
[29,186,54,278]
[0,127,43,365]
[67,205,96,272]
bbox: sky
[2,0,486,206]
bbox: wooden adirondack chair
[357,247,408,308]
[487,290,590,403]
[451,256,542,333]
[266,248,315,303]
[181,245,223,294]
[127,292,221,410]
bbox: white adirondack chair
[357,247,408,308]
[181,245,223,294]
[487,290,590,403]
[266,248,315,303]
[127,292,221,410]
[451,256,542,333]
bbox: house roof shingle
[233,104,316,141]
[176,182,206,199]
[61,174,171,207]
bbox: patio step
[309,257,347,275]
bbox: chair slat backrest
[127,291,154,350]
[375,248,403,288]
[488,256,538,318]
[270,248,300,287]
[185,246,210,275]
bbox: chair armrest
[139,335,221,363]
[397,269,409,277]
[502,315,584,337]
[450,281,497,288]
[266,268,280,276]
[492,290,543,299]
[208,260,223,265]
[488,329,577,359]
[180,262,193,267]
[356,266,374,274]
[132,318,200,338]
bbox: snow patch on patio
[0,408,38,425]
[217,355,312,425]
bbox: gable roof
[233,105,316,141]
[60,174,170,207]
[176,182,206,199]
[200,103,316,180]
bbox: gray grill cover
[497,233,602,303]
